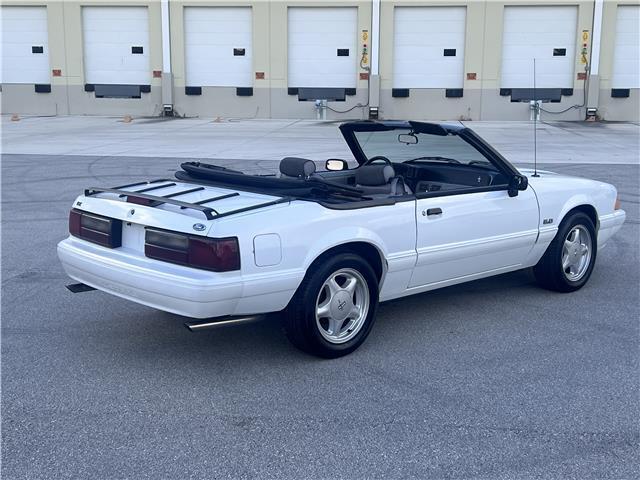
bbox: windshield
[354,129,493,167]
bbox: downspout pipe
[590,0,603,77]
[371,0,380,76]
[587,0,604,116]
[160,0,173,115]
[368,0,381,118]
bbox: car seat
[355,164,412,196]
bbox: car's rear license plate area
[121,222,146,251]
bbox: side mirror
[517,175,528,191]
[326,159,349,171]
[508,174,528,197]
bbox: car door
[408,187,539,288]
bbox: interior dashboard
[393,162,509,194]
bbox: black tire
[533,211,597,292]
[282,253,379,358]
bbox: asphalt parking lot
[2,148,638,478]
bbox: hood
[517,168,561,177]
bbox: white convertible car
[58,121,625,357]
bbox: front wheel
[282,253,379,358]
[533,212,597,292]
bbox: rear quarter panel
[210,199,418,307]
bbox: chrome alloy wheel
[315,268,370,344]
[561,225,592,282]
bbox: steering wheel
[364,155,392,166]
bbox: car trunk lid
[73,179,288,253]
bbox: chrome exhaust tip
[184,315,263,332]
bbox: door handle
[423,208,443,216]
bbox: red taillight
[69,209,82,237]
[190,237,240,272]
[68,209,122,248]
[145,228,240,272]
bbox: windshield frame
[339,120,521,178]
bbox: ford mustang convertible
[58,121,626,357]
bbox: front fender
[524,176,617,268]
[556,193,599,229]
[530,176,617,232]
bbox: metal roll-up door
[184,7,252,87]
[288,7,357,89]
[82,6,149,86]
[393,7,466,89]
[612,5,640,89]
[0,6,50,84]
[501,6,578,89]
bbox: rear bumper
[598,210,626,249]
[57,237,301,318]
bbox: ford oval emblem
[192,223,206,232]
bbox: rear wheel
[533,212,597,292]
[282,253,379,358]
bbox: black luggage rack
[84,179,291,221]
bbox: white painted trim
[416,229,539,256]
[399,264,523,298]
[590,0,603,76]
[161,0,171,73]
[371,0,380,75]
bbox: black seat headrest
[355,164,395,186]
[279,157,316,178]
